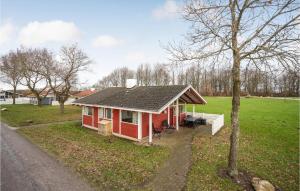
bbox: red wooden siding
[83,115,92,126]
[152,109,168,129]
[93,107,98,127]
[113,109,119,133]
[142,113,149,137]
[121,122,138,138]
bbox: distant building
[73,88,97,99]
[0,90,23,100]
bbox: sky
[0,0,188,89]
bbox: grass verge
[18,122,169,190]
[186,97,299,191]
[0,104,81,126]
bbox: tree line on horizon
[94,63,299,97]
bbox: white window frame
[121,110,138,125]
[84,106,93,116]
[98,107,112,120]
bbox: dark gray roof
[74,85,192,112]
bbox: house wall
[142,113,149,137]
[81,105,187,141]
[93,107,98,127]
[152,108,168,129]
[113,109,120,133]
[83,115,93,126]
[120,122,138,138]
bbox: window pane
[122,111,133,123]
[88,107,93,115]
[99,108,104,118]
[132,112,138,124]
[106,108,111,119]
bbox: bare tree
[44,44,90,113]
[0,51,23,104]
[19,48,51,106]
[167,0,300,177]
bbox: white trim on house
[138,112,142,140]
[149,113,152,143]
[189,86,207,104]
[112,132,139,141]
[176,99,179,130]
[167,106,170,125]
[119,109,121,134]
[111,109,114,131]
[193,104,195,117]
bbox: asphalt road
[1,123,93,191]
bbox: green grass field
[18,122,169,190]
[186,97,299,191]
[0,104,81,126]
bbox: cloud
[92,35,122,48]
[126,51,146,62]
[0,21,14,45]
[19,20,81,46]
[152,0,179,20]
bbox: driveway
[1,122,93,191]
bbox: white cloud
[0,21,14,45]
[92,35,122,48]
[19,20,81,46]
[152,0,179,20]
[126,51,146,62]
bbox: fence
[0,97,31,105]
[186,112,224,135]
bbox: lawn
[18,122,169,190]
[186,97,299,191]
[0,104,81,126]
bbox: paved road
[1,122,93,191]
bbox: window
[99,108,112,119]
[99,108,104,118]
[84,106,93,116]
[105,108,112,119]
[121,110,138,124]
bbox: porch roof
[73,85,206,113]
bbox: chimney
[126,79,137,89]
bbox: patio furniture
[152,123,163,137]
[184,116,206,128]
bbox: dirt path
[1,122,93,191]
[142,128,196,191]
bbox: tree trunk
[228,49,241,178]
[59,101,65,114]
[37,97,42,106]
[12,86,16,104]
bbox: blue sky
[0,0,188,88]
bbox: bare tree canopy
[44,44,90,113]
[0,51,23,104]
[166,0,300,178]
[18,48,53,106]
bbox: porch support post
[184,103,187,113]
[138,112,142,141]
[149,113,152,143]
[176,99,179,131]
[193,104,195,117]
[167,106,170,125]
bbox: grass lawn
[18,122,169,190]
[186,97,299,191]
[0,104,81,126]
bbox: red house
[74,84,206,143]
